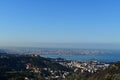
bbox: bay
[41,52,120,62]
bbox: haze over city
[0,0,120,49]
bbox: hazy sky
[0,0,120,48]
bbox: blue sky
[0,0,120,49]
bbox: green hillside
[0,53,120,80]
[89,61,120,80]
[0,53,71,80]
[64,62,120,80]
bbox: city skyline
[0,0,120,49]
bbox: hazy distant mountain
[1,48,113,55]
[0,49,7,54]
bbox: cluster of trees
[62,61,120,80]
[0,53,120,80]
[0,53,71,80]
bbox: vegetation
[0,52,120,80]
[0,53,71,80]
[63,62,120,80]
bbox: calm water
[41,52,120,62]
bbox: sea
[1,47,120,63]
[41,51,120,63]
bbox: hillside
[0,53,120,80]
[0,53,72,80]
[64,62,120,80]
[89,61,120,80]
